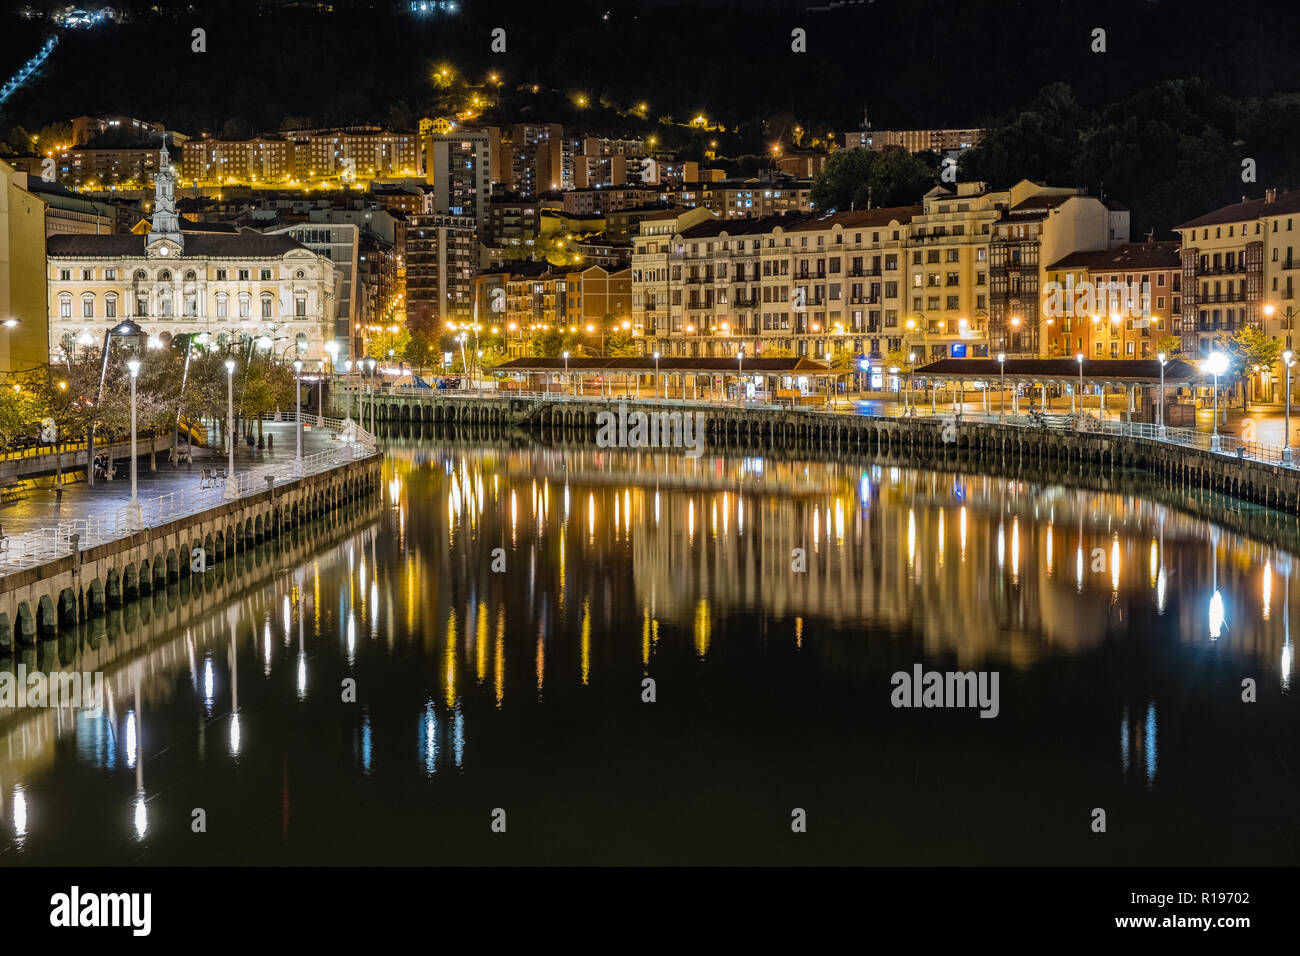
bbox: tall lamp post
[292,359,303,476]
[343,359,353,422]
[653,351,661,398]
[317,360,325,425]
[224,359,237,499]
[367,358,377,433]
[738,347,745,406]
[1156,351,1167,436]
[1202,350,1229,451]
[1284,349,1295,464]
[127,359,143,530]
[562,350,570,397]
[998,352,1007,421]
[1075,352,1084,414]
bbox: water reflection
[0,444,1296,864]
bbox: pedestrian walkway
[0,419,346,538]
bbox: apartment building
[843,127,983,153]
[406,213,477,329]
[1043,241,1181,360]
[634,205,918,362]
[984,184,1128,356]
[182,136,294,185]
[1174,189,1300,358]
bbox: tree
[760,345,794,358]
[528,326,578,357]
[1228,326,1283,408]
[811,145,936,212]
[1156,334,1181,357]
[366,327,411,361]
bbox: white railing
[0,415,378,573]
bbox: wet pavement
[0,420,342,536]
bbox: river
[0,435,1295,865]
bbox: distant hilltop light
[410,0,458,13]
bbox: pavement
[0,419,342,536]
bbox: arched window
[260,293,274,318]
[216,292,228,318]
[105,292,118,319]
[81,293,95,318]
[58,293,72,319]
[184,270,197,282]
[238,293,251,319]
[158,289,172,318]
[159,270,172,282]
[134,270,148,281]
[295,270,306,279]
[295,332,308,352]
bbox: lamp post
[127,359,143,530]
[907,351,916,414]
[1075,352,1083,414]
[317,360,325,425]
[343,359,353,421]
[1285,349,1295,464]
[738,347,745,405]
[224,359,237,499]
[367,358,376,433]
[1202,350,1229,451]
[653,351,661,398]
[292,359,303,476]
[1156,351,1167,436]
[562,350,570,397]
[998,352,1006,421]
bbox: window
[216,269,228,281]
[239,295,251,318]
[82,296,94,318]
[260,268,272,281]
[294,296,307,317]
[185,270,197,282]
[58,295,72,318]
[105,269,116,281]
[105,295,117,319]
[216,294,228,318]
[261,297,274,318]
[59,269,71,281]
[238,269,250,281]
[81,269,92,281]
[185,296,197,317]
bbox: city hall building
[45,147,337,360]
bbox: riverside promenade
[0,414,382,646]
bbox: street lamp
[1075,352,1083,414]
[562,350,571,396]
[737,348,745,405]
[1285,349,1295,464]
[998,352,1006,421]
[343,359,353,421]
[317,359,325,425]
[653,351,661,398]
[1157,351,1167,436]
[1201,350,1229,451]
[292,359,303,475]
[224,359,237,499]
[366,358,377,433]
[126,359,143,530]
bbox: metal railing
[0,414,378,573]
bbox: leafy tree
[528,327,578,357]
[1228,326,1283,408]
[811,145,935,212]
[365,327,411,361]
[1156,334,1181,357]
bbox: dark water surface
[1,439,1296,865]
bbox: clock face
[159,247,170,255]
